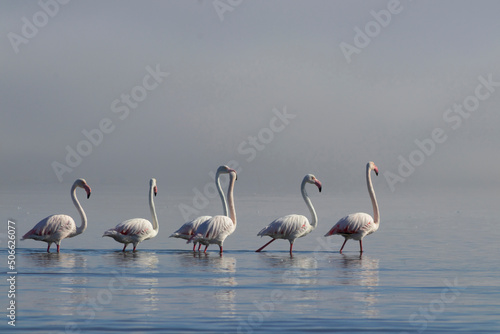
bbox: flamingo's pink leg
[255,238,276,252]
[47,244,51,253]
[192,243,196,252]
[122,244,127,252]
[203,245,208,253]
[56,244,60,253]
[359,240,363,253]
[339,239,348,253]
[197,244,202,251]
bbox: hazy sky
[2,0,500,195]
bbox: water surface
[1,186,498,333]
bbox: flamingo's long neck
[227,172,237,226]
[149,183,159,233]
[216,170,229,216]
[366,165,379,224]
[72,183,87,235]
[301,179,318,229]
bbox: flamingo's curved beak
[154,186,158,196]
[374,166,379,176]
[84,185,92,199]
[315,180,322,193]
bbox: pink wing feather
[325,213,374,236]
[191,215,233,243]
[109,218,153,237]
[22,215,76,240]
[170,216,211,239]
[257,214,309,240]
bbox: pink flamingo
[169,166,235,251]
[324,161,379,253]
[189,169,237,254]
[256,174,322,255]
[21,178,92,253]
[102,178,159,252]
[170,215,211,252]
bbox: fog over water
[1,0,500,197]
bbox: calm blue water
[1,185,499,333]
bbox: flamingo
[324,161,379,253]
[170,216,211,252]
[169,165,235,251]
[102,178,159,252]
[21,178,92,253]
[189,169,237,254]
[256,174,322,255]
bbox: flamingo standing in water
[324,161,379,253]
[189,169,237,254]
[256,174,322,255]
[169,165,235,251]
[103,178,159,252]
[170,215,211,252]
[21,178,92,253]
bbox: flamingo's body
[325,161,380,253]
[21,178,92,253]
[169,215,211,251]
[256,174,322,255]
[189,169,237,254]
[103,178,159,252]
[170,166,234,251]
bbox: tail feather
[22,227,39,240]
[324,227,336,236]
[102,229,117,237]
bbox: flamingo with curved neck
[189,169,237,254]
[325,161,379,253]
[103,178,159,252]
[21,178,92,253]
[169,165,235,251]
[256,174,322,255]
